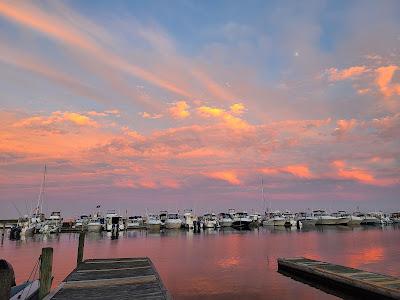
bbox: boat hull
[146,223,161,230]
[316,217,338,225]
[263,218,286,226]
[165,221,182,229]
[347,216,363,225]
[298,219,317,226]
[232,220,251,229]
[87,224,103,232]
[335,217,350,225]
[219,219,233,227]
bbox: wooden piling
[1,223,5,244]
[76,232,85,267]
[39,247,53,300]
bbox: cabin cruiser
[39,212,62,234]
[73,215,89,231]
[146,214,162,230]
[331,211,351,225]
[126,216,144,229]
[232,212,252,229]
[359,213,382,225]
[295,212,317,226]
[333,211,363,225]
[249,213,262,227]
[203,213,219,229]
[282,211,296,227]
[105,211,125,231]
[159,211,168,227]
[165,213,182,229]
[87,214,104,232]
[182,209,197,229]
[390,212,400,223]
[313,210,338,225]
[263,211,286,226]
[218,213,233,227]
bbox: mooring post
[77,231,85,266]
[39,247,53,300]
[1,223,5,244]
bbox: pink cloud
[326,66,368,81]
[205,171,241,185]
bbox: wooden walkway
[44,257,171,300]
[278,257,400,300]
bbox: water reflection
[1,226,399,299]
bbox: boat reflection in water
[2,225,399,299]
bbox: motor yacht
[313,210,338,225]
[165,213,182,229]
[146,214,162,230]
[232,211,252,229]
[295,212,317,226]
[182,209,197,229]
[218,213,233,227]
[203,213,219,229]
[332,211,351,225]
[262,211,286,226]
[126,216,144,229]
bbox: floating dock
[44,257,171,300]
[278,257,400,300]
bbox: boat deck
[278,257,400,299]
[44,257,170,300]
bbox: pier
[278,257,400,300]
[44,257,170,299]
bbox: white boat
[146,214,162,230]
[182,209,197,229]
[359,213,382,225]
[105,211,125,231]
[282,211,297,227]
[165,213,182,229]
[87,215,103,232]
[332,211,351,225]
[203,213,219,228]
[263,211,286,226]
[313,210,339,225]
[74,215,89,230]
[39,211,62,234]
[159,210,168,227]
[249,213,262,227]
[126,216,144,229]
[10,279,39,300]
[218,213,233,227]
[295,212,317,226]
[232,212,252,229]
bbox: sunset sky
[0,0,399,218]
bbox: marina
[1,224,399,299]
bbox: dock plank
[278,257,400,300]
[45,257,170,300]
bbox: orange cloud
[140,112,163,119]
[332,160,374,183]
[206,171,241,185]
[260,164,313,179]
[169,101,190,119]
[327,66,368,81]
[230,103,246,115]
[197,104,250,130]
[333,119,357,137]
[375,65,400,97]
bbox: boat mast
[35,164,46,216]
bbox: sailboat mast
[40,164,47,215]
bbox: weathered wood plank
[278,257,400,300]
[47,257,170,299]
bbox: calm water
[1,225,399,299]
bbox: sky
[0,0,399,218]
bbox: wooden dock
[278,257,400,300]
[44,257,171,300]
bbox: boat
[10,280,39,300]
[39,211,63,234]
[159,210,168,228]
[105,211,125,231]
[313,210,339,225]
[232,212,252,229]
[332,211,351,225]
[263,211,286,226]
[182,209,197,229]
[295,212,317,226]
[390,212,400,223]
[165,213,182,229]
[282,211,297,227]
[359,213,382,225]
[203,213,219,229]
[87,214,104,232]
[146,214,162,230]
[126,216,144,229]
[218,212,233,227]
[249,213,262,227]
[73,215,89,231]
